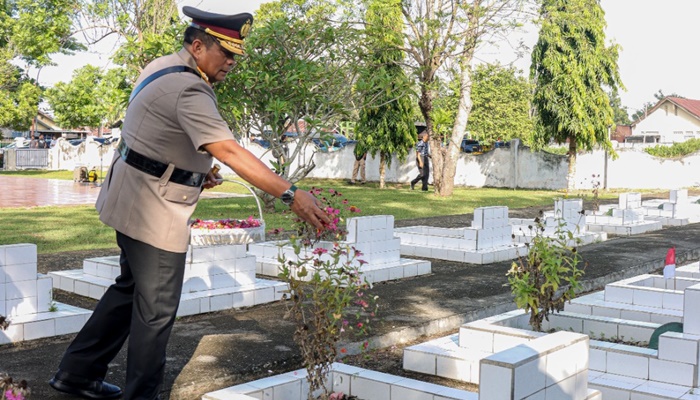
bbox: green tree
[608,89,630,125]
[78,0,181,74]
[217,0,363,209]
[530,0,624,191]
[355,0,416,189]
[631,101,654,123]
[0,48,40,130]
[399,0,529,196]
[469,64,533,145]
[45,65,110,129]
[0,0,80,131]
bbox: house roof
[633,96,700,126]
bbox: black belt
[117,140,205,187]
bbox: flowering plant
[190,216,261,229]
[0,373,30,400]
[278,188,376,400]
[293,187,361,245]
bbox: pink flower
[312,247,328,255]
[5,390,24,400]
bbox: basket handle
[220,179,264,223]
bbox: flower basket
[190,222,265,246]
[189,179,265,246]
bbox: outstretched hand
[201,169,223,190]
[290,189,331,231]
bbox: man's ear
[190,38,205,57]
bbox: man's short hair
[184,26,217,48]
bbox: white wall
[49,137,116,172]
[44,138,700,190]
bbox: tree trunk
[567,139,577,193]
[261,192,276,212]
[418,78,438,193]
[379,153,386,189]
[436,10,478,197]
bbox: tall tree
[76,0,182,74]
[45,65,103,129]
[0,0,80,131]
[217,0,365,209]
[400,0,529,196]
[608,88,630,125]
[466,64,533,145]
[530,0,623,191]
[355,0,416,189]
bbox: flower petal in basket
[190,223,266,246]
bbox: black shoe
[50,370,122,399]
[410,182,415,190]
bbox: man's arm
[202,139,329,230]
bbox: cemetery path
[4,199,700,399]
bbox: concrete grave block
[658,332,700,365]
[5,263,37,283]
[683,284,700,335]
[3,244,37,267]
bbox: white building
[631,96,700,144]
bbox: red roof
[667,97,700,119]
[634,96,700,125]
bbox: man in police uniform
[49,7,328,400]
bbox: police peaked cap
[183,6,253,56]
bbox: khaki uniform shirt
[96,48,232,253]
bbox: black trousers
[410,158,430,190]
[58,231,186,400]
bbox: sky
[34,0,700,116]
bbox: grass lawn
[0,172,632,254]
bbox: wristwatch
[280,184,298,207]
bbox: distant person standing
[410,132,430,191]
[29,136,39,148]
[38,134,48,149]
[350,144,367,184]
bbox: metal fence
[1,149,49,170]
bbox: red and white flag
[663,247,676,279]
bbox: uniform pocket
[159,182,200,205]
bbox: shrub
[645,138,700,158]
[507,210,586,331]
[278,188,377,400]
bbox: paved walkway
[0,176,101,207]
[0,176,243,208]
